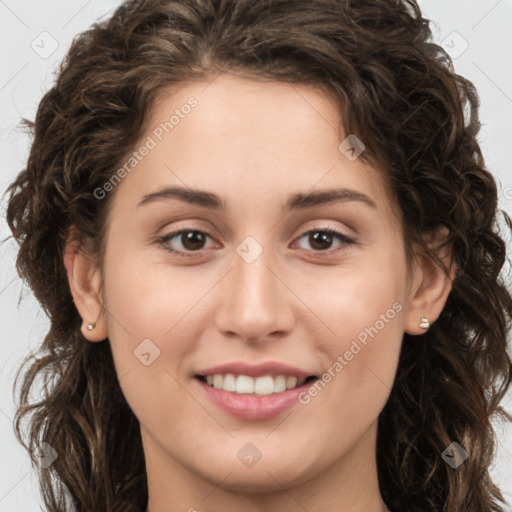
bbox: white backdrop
[1,1,511,510]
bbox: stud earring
[86,322,96,330]
[419,317,430,330]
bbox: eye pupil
[310,231,333,250]
[182,231,205,250]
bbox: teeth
[254,376,273,395]
[236,375,254,394]
[203,374,307,395]
[213,374,223,389]
[223,373,236,392]
[286,376,297,389]
[274,375,287,393]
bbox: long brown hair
[4,0,512,510]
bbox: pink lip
[195,377,316,421]
[196,361,314,379]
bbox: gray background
[1,1,511,510]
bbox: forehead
[107,73,398,225]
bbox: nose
[213,248,295,344]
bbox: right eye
[156,229,217,257]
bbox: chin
[196,455,315,493]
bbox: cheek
[101,259,205,432]
[104,245,214,338]
[101,252,207,404]
[315,253,406,347]
[307,248,407,404]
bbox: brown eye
[158,229,214,256]
[309,231,335,250]
[180,231,207,251]
[295,228,355,253]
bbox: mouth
[195,374,319,396]
[195,373,320,421]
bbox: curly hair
[3,0,512,511]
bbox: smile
[197,374,317,395]
[195,374,319,421]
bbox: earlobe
[403,227,456,336]
[63,232,108,342]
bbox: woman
[4,0,512,511]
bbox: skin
[64,74,454,512]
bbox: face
[92,74,415,493]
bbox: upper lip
[196,361,316,379]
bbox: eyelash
[155,227,356,258]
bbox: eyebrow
[137,186,377,212]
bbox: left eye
[156,228,355,256]
[294,228,355,252]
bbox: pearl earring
[86,322,96,330]
[419,317,430,330]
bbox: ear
[403,226,456,335]
[63,228,108,342]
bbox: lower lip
[195,377,316,421]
